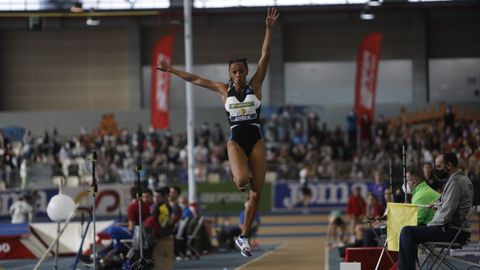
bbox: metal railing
[0,160,411,189]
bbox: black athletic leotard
[224,83,263,156]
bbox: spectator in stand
[152,186,171,227]
[168,185,183,228]
[142,188,155,212]
[362,188,393,247]
[366,193,384,220]
[178,195,194,219]
[423,161,442,193]
[98,186,150,258]
[375,114,388,140]
[127,187,151,232]
[346,186,366,242]
[444,104,455,131]
[346,110,357,149]
[369,169,388,208]
[360,113,372,144]
[307,112,321,143]
[0,104,478,193]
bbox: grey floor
[0,244,279,270]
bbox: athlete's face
[229,62,248,86]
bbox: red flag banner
[354,32,382,124]
[151,35,174,129]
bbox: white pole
[183,0,197,213]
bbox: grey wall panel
[141,23,264,66]
[429,58,480,103]
[0,28,129,111]
[284,19,414,62]
[285,60,412,105]
[429,13,480,58]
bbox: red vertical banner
[151,35,174,129]
[354,32,382,124]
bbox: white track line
[234,242,289,270]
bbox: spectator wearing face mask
[398,153,473,270]
[363,167,439,247]
[403,167,440,225]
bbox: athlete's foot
[235,235,252,257]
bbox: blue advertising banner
[273,180,370,211]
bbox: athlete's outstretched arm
[250,7,279,99]
[157,60,227,96]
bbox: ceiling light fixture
[367,0,382,7]
[360,4,375,20]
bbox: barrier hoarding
[273,180,369,211]
[0,182,273,220]
[180,182,272,212]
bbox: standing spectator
[346,186,366,242]
[359,113,372,144]
[307,112,321,142]
[369,169,388,208]
[211,123,225,145]
[20,159,28,189]
[9,192,34,224]
[443,104,455,131]
[346,110,357,149]
[375,114,388,140]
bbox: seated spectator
[366,193,384,220]
[363,167,440,247]
[338,224,365,258]
[218,200,261,250]
[142,188,154,212]
[169,185,183,229]
[144,186,171,238]
[179,195,194,219]
[398,153,472,269]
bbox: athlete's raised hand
[156,60,171,72]
[265,7,279,29]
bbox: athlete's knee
[234,175,249,191]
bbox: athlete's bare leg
[227,140,250,191]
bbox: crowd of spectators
[0,104,479,189]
